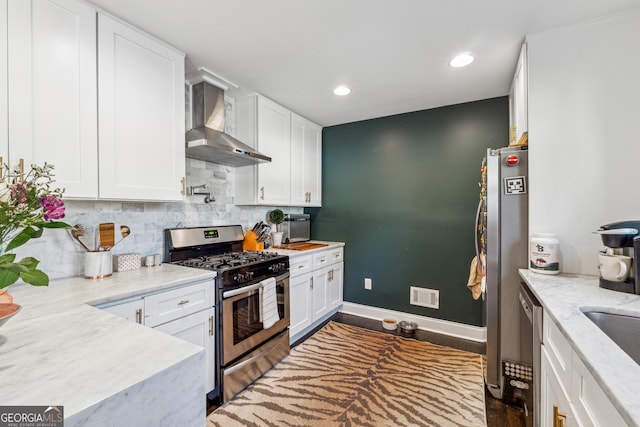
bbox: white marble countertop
[266,241,345,258]
[0,264,216,425]
[519,269,640,427]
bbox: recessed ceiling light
[449,53,474,68]
[333,86,351,96]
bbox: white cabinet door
[312,266,329,321]
[97,13,185,201]
[510,43,528,145]
[7,0,98,198]
[256,96,290,205]
[101,298,144,324]
[327,262,343,311]
[290,113,322,207]
[235,94,291,205]
[289,272,312,339]
[541,345,580,427]
[154,307,216,393]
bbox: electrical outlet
[364,278,372,290]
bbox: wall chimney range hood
[186,81,271,167]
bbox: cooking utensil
[69,224,92,252]
[111,225,131,249]
[99,223,115,251]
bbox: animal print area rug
[207,321,487,427]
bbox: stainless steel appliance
[475,146,529,401]
[595,220,640,294]
[281,213,310,243]
[164,225,290,402]
[185,81,272,166]
[519,282,543,427]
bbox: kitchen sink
[582,309,640,365]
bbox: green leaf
[4,263,29,274]
[17,257,40,270]
[21,269,49,286]
[41,221,71,229]
[0,254,17,264]
[5,227,39,251]
[0,267,20,288]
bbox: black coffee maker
[596,220,640,294]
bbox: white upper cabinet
[97,13,185,201]
[235,94,322,206]
[235,94,291,206]
[290,113,322,207]
[7,0,98,198]
[509,43,528,145]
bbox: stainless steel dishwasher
[519,281,543,427]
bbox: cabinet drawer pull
[135,308,142,324]
[553,405,567,427]
[297,265,305,269]
[209,315,214,336]
[178,299,189,305]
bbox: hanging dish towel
[259,277,280,329]
[467,256,483,300]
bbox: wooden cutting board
[273,242,329,251]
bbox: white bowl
[382,318,397,330]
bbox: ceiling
[88,0,639,127]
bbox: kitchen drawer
[543,312,573,394]
[290,255,312,278]
[145,279,214,327]
[313,247,343,269]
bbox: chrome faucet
[187,184,215,203]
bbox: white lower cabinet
[154,307,215,393]
[97,278,216,394]
[101,297,144,323]
[288,247,344,344]
[540,312,628,427]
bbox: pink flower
[39,195,66,220]
[10,182,30,204]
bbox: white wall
[527,8,640,275]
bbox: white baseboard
[340,302,486,343]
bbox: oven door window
[231,283,286,345]
[233,290,263,344]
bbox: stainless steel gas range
[164,225,290,403]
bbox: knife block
[242,231,264,251]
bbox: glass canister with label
[530,233,560,274]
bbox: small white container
[530,233,560,275]
[85,251,113,279]
[382,318,398,330]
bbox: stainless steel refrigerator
[475,146,529,401]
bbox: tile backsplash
[11,159,302,280]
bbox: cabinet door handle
[329,269,333,281]
[209,315,214,336]
[181,177,186,195]
[19,158,24,181]
[310,277,313,289]
[553,405,567,427]
[178,299,189,305]
[135,308,142,324]
[260,186,265,200]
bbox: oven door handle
[223,282,263,299]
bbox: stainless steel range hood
[186,82,271,167]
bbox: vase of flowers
[0,162,70,290]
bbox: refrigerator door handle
[474,198,484,268]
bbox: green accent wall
[305,97,509,327]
